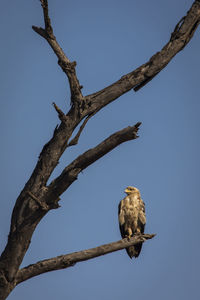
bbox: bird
[118,186,146,258]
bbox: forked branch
[40,0,52,36]
[32,0,83,105]
[46,122,141,201]
[16,234,155,284]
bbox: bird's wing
[118,199,126,238]
[138,198,146,225]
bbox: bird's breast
[124,196,139,209]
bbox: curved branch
[16,234,155,284]
[83,0,200,115]
[46,122,141,201]
[68,111,96,146]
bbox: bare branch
[52,102,67,124]
[83,1,200,114]
[0,2,199,297]
[68,111,96,146]
[16,234,155,284]
[32,0,83,105]
[40,0,52,36]
[46,122,141,201]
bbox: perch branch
[16,234,155,284]
[32,0,83,105]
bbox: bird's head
[124,186,140,195]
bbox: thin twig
[52,102,67,123]
[32,0,83,105]
[40,0,53,36]
[68,112,96,146]
[27,191,49,211]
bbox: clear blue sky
[1,0,200,299]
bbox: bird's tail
[126,243,143,258]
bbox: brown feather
[118,187,146,258]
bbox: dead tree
[0,0,200,299]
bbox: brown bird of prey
[118,186,146,258]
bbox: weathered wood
[0,1,199,298]
[16,234,155,284]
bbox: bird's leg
[126,228,133,241]
[134,229,142,237]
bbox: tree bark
[16,234,155,285]
[0,1,200,299]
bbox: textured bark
[16,234,155,285]
[0,0,199,299]
[46,122,141,201]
